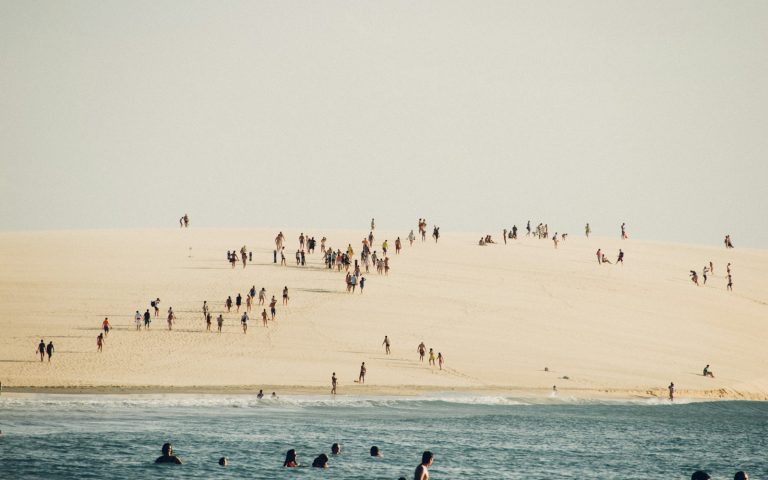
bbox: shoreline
[2,384,766,401]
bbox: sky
[1,1,766,246]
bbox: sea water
[1,394,766,479]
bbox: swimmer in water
[155,443,182,464]
[312,453,329,468]
[218,456,228,466]
[283,449,298,467]
[415,451,434,480]
[331,443,341,455]
[370,446,382,457]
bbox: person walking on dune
[217,314,224,333]
[417,342,426,362]
[167,308,175,330]
[621,222,628,239]
[585,223,591,238]
[261,309,268,327]
[690,270,699,286]
[102,317,111,337]
[236,293,242,312]
[283,286,289,306]
[241,312,248,333]
[617,249,624,264]
[270,296,277,320]
[37,339,45,362]
[408,230,415,246]
[428,348,436,366]
[97,333,104,352]
[135,310,142,331]
[596,249,602,264]
[382,335,391,355]
[437,352,445,370]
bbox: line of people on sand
[227,246,252,268]
[595,248,624,265]
[689,261,733,291]
[154,441,435,479]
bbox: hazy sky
[1,1,766,246]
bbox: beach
[0,228,765,401]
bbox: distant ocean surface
[1,394,766,479]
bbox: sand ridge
[0,228,765,400]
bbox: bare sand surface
[0,228,766,400]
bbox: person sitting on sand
[601,254,612,264]
[478,237,485,246]
[703,365,714,378]
[155,443,182,464]
[415,451,434,480]
[283,449,298,467]
[312,453,329,468]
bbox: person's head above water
[691,471,711,480]
[370,446,382,457]
[734,472,749,480]
[155,442,182,464]
[421,451,434,465]
[312,453,329,468]
[283,449,297,467]
[218,456,228,466]
[331,443,341,455]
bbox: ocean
[1,394,765,479]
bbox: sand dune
[0,228,765,400]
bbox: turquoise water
[1,394,766,479]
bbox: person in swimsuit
[417,342,426,362]
[415,451,434,480]
[241,312,249,333]
[359,276,366,294]
[37,339,45,362]
[97,333,104,352]
[246,295,252,313]
[331,372,337,395]
[153,298,160,317]
[144,309,151,329]
[668,382,675,401]
[382,336,391,355]
[596,249,602,264]
[102,317,111,337]
[331,443,341,455]
[155,443,182,464]
[226,296,232,312]
[167,308,175,330]
[283,286,289,306]
[46,341,54,362]
[358,362,366,383]
[727,274,733,291]
[283,449,298,467]
[261,309,268,327]
[206,312,212,331]
[428,348,436,366]
[269,296,277,320]
[437,352,444,370]
[217,314,223,333]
